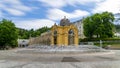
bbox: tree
[17,26,51,39]
[0,19,18,49]
[83,12,115,38]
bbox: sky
[0,0,120,30]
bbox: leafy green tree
[17,28,29,39]
[0,19,18,49]
[83,12,115,38]
[83,17,94,38]
[17,26,51,39]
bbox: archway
[68,29,74,45]
[54,30,57,45]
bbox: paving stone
[0,48,119,68]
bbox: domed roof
[60,16,71,26]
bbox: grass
[108,44,120,48]
[80,38,120,49]
[95,43,120,49]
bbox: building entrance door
[68,29,74,45]
[54,30,57,45]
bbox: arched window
[68,29,74,35]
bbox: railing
[80,40,120,44]
[26,44,106,53]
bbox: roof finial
[64,16,66,19]
[54,23,56,25]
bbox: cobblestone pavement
[0,48,120,68]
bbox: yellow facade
[29,17,79,46]
[51,24,78,46]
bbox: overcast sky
[0,0,120,29]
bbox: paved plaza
[0,46,120,68]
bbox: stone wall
[29,31,51,45]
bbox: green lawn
[95,43,120,49]
[109,44,120,48]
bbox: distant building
[115,32,120,37]
[18,39,29,47]
[73,19,85,39]
[29,17,79,46]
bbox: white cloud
[47,9,89,20]
[39,0,66,8]
[65,0,101,6]
[0,0,32,16]
[15,19,55,30]
[39,0,100,8]
[93,0,120,14]
[5,8,25,16]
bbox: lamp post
[100,40,102,51]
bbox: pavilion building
[29,17,79,46]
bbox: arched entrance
[54,30,57,45]
[68,29,74,45]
